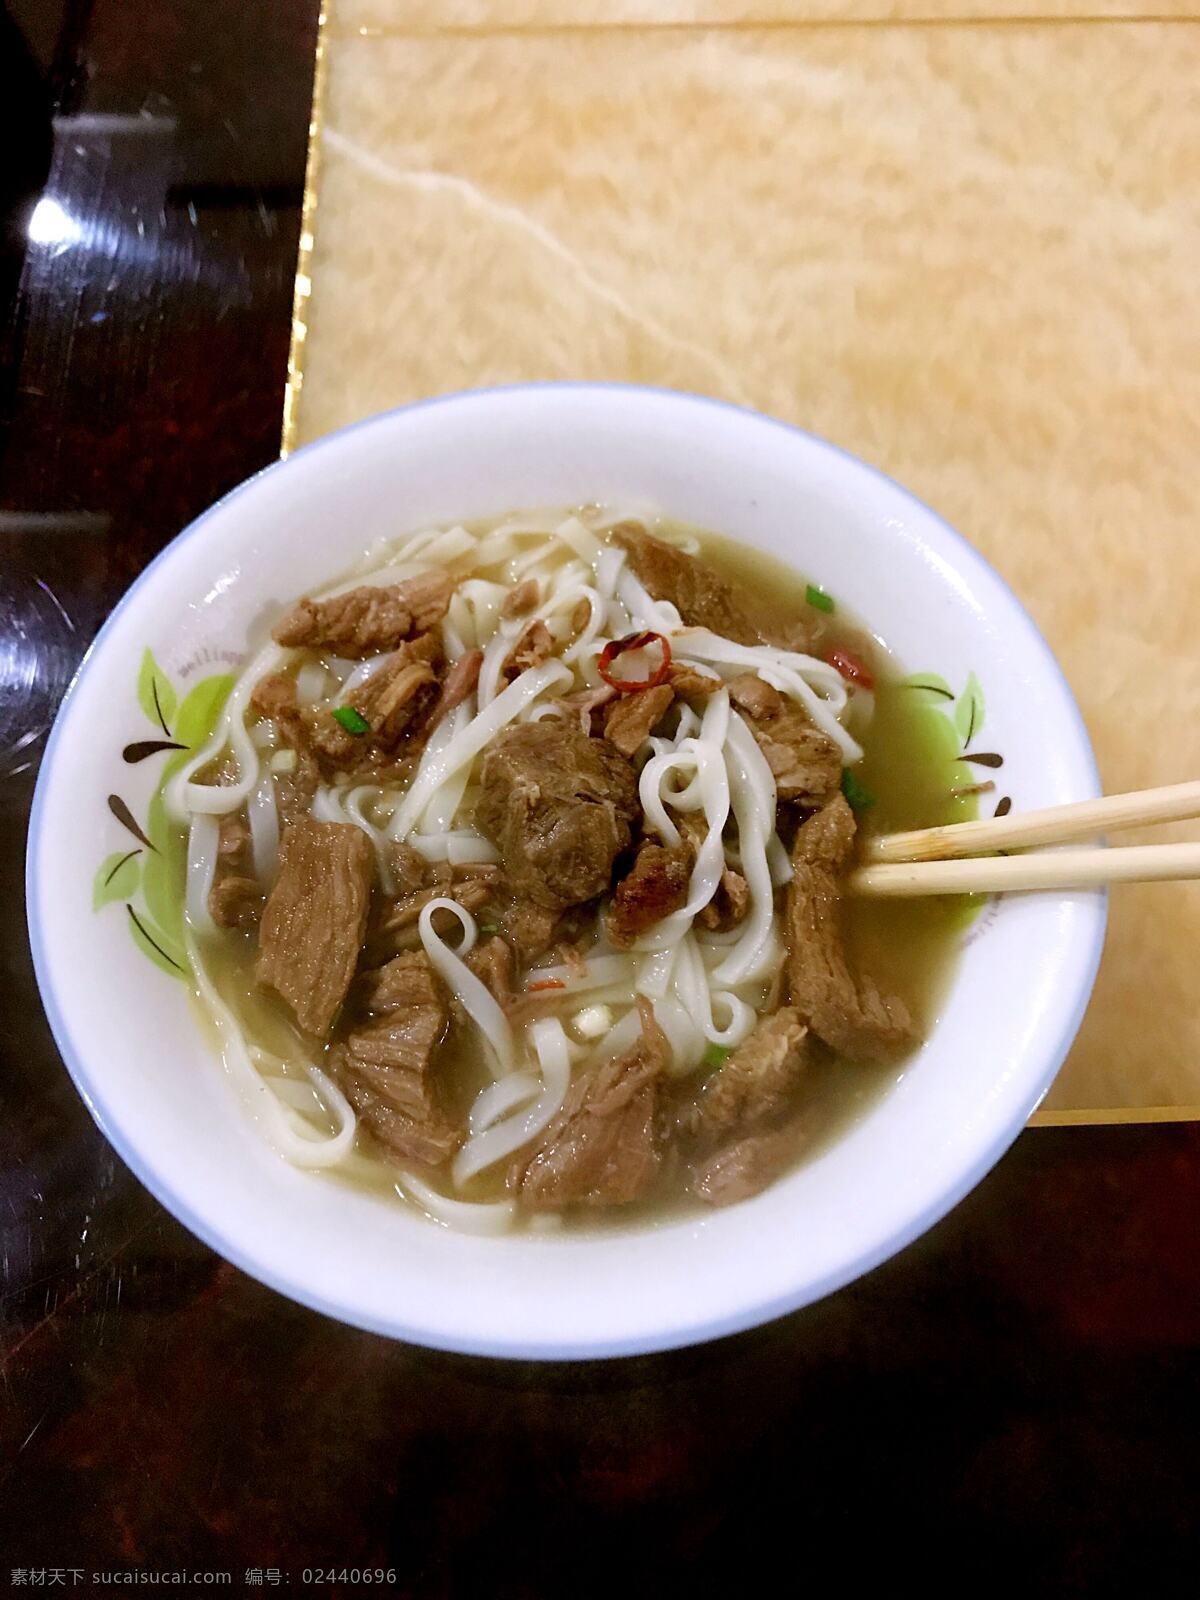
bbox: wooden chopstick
[850,842,1200,897]
[863,780,1200,864]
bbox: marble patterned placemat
[285,2,1200,1123]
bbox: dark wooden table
[2,3,1198,1592]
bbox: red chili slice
[526,978,567,993]
[597,631,672,694]
[827,648,875,690]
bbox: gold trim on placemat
[281,1,332,460]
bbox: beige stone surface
[296,21,1200,1115]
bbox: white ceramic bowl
[27,385,1105,1358]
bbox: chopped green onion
[332,705,370,735]
[478,920,500,935]
[841,767,876,810]
[701,1043,733,1071]
[805,583,835,614]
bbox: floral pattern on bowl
[92,649,234,979]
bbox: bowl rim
[26,382,1107,1356]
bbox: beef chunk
[500,578,540,619]
[503,619,554,679]
[668,662,722,698]
[786,796,916,1062]
[465,935,515,1007]
[475,721,638,910]
[210,876,263,928]
[728,673,842,805]
[758,717,842,806]
[690,1128,797,1207]
[675,810,709,856]
[256,819,373,1035]
[249,673,321,827]
[272,571,453,656]
[497,896,562,962]
[509,998,667,1208]
[388,841,432,895]
[428,648,483,728]
[306,632,444,768]
[208,809,262,928]
[274,748,321,830]
[612,525,759,645]
[677,1008,809,1207]
[728,672,783,721]
[356,948,443,1016]
[606,842,691,948]
[368,875,496,961]
[251,672,301,724]
[603,684,675,758]
[556,683,617,736]
[333,952,458,1166]
[696,868,751,932]
[685,1008,808,1142]
[357,634,443,744]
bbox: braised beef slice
[676,1007,810,1207]
[727,673,842,805]
[272,571,453,656]
[509,998,667,1208]
[356,948,443,1016]
[673,804,748,935]
[464,935,515,1007]
[276,750,322,829]
[727,673,782,720]
[250,672,300,724]
[249,673,321,828]
[667,662,722,698]
[305,632,445,769]
[497,896,562,962]
[757,716,842,807]
[603,683,675,758]
[208,808,262,929]
[612,525,760,645]
[696,868,750,932]
[332,951,458,1167]
[786,794,916,1063]
[556,683,617,737]
[209,876,262,929]
[500,578,540,619]
[388,841,432,896]
[606,842,691,948]
[475,721,638,910]
[376,835,562,967]
[367,874,497,961]
[428,648,483,728]
[685,1008,808,1143]
[690,1128,798,1208]
[256,819,373,1035]
[503,619,554,679]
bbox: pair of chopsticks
[850,780,1200,897]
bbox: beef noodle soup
[167,510,975,1233]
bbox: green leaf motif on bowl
[954,672,986,747]
[93,850,141,910]
[137,647,178,735]
[95,654,239,981]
